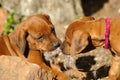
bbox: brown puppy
[0,14,61,55]
[0,13,70,80]
[62,16,120,80]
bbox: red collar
[104,18,110,49]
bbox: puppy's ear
[37,13,51,23]
[72,30,90,54]
[42,14,50,20]
[12,22,28,54]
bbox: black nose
[53,41,61,48]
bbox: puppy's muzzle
[53,41,61,48]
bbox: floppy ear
[12,22,28,54]
[72,30,90,54]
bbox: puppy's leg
[64,69,86,79]
[27,50,70,80]
[108,55,120,80]
[27,50,51,71]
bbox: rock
[0,55,52,80]
[92,0,120,17]
[1,0,84,24]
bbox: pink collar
[104,18,110,49]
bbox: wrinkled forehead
[27,17,53,38]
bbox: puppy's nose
[53,41,60,48]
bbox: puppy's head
[76,16,95,22]
[62,29,90,55]
[61,17,94,55]
[13,13,61,53]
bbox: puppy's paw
[64,69,86,80]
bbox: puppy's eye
[38,35,44,41]
[51,28,55,34]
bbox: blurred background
[0,0,120,38]
[0,0,120,79]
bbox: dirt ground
[54,0,120,79]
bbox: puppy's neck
[86,18,106,46]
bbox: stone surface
[0,55,52,80]
[0,0,84,25]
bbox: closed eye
[38,35,44,41]
[65,37,71,46]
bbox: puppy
[0,14,61,55]
[62,16,120,80]
[0,13,70,80]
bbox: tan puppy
[0,14,61,55]
[62,16,120,80]
[0,13,71,80]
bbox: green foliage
[2,11,21,35]
[2,12,15,35]
[74,14,79,19]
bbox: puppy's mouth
[46,41,61,52]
